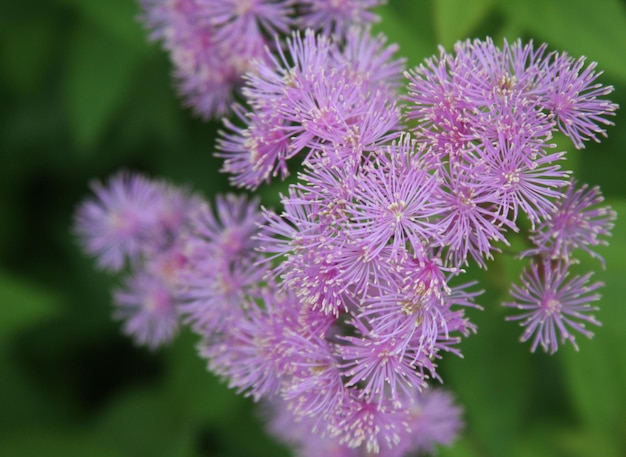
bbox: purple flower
[434,165,516,268]
[140,0,238,118]
[405,37,617,153]
[172,28,244,118]
[179,257,266,335]
[503,259,603,353]
[198,285,299,401]
[405,43,478,156]
[74,172,171,271]
[295,387,463,457]
[187,193,263,262]
[207,0,294,42]
[178,193,267,334]
[139,0,198,44]
[348,138,444,259]
[394,387,464,456]
[257,169,362,314]
[217,30,335,188]
[75,172,205,348]
[114,272,180,349]
[265,386,463,457]
[338,333,427,408]
[450,38,550,110]
[332,394,407,454]
[539,53,618,149]
[217,29,402,189]
[140,0,294,119]
[473,132,570,226]
[297,0,385,38]
[523,180,616,265]
[264,398,361,457]
[337,27,406,91]
[280,325,346,422]
[354,259,481,384]
[75,28,619,457]
[218,107,294,189]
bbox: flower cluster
[217,27,404,188]
[75,12,617,457]
[75,172,202,348]
[76,171,465,455]
[401,38,617,354]
[139,0,385,119]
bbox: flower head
[297,0,385,38]
[394,387,464,456]
[503,259,603,353]
[198,285,300,401]
[114,272,180,349]
[348,138,444,259]
[74,172,180,271]
[178,193,266,334]
[523,180,616,265]
[539,53,618,149]
[217,29,402,189]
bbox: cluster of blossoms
[74,173,202,348]
[76,3,618,456]
[76,171,465,456]
[139,0,385,118]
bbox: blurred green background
[1,0,626,456]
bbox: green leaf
[0,353,74,434]
[65,20,141,151]
[0,17,57,95]
[557,427,624,457]
[509,422,622,457]
[511,428,562,457]
[375,2,437,70]
[0,270,61,340]
[0,429,125,457]
[60,0,147,51]
[497,0,626,81]
[95,387,191,457]
[433,0,496,48]
[438,436,484,457]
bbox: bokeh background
[2,0,626,456]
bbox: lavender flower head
[297,0,386,38]
[75,173,268,351]
[114,272,180,349]
[178,194,267,335]
[217,28,404,189]
[503,259,603,354]
[75,172,202,269]
[74,172,168,271]
[523,180,617,265]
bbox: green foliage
[374,1,437,69]
[65,21,143,151]
[0,271,61,340]
[433,0,495,48]
[1,0,625,456]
